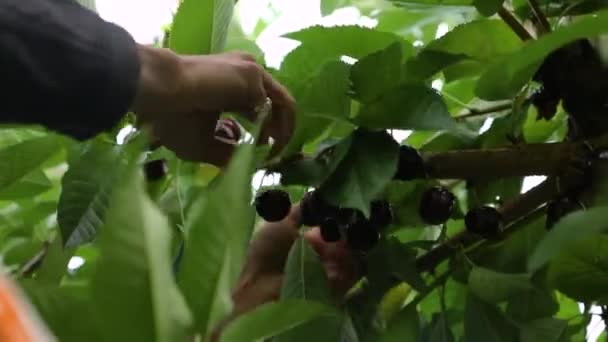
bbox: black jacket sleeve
[0,0,141,140]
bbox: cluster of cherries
[254,144,505,252]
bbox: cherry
[143,159,167,181]
[320,218,341,242]
[394,145,426,180]
[418,186,455,225]
[465,206,503,238]
[254,189,291,222]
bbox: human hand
[209,203,361,340]
[131,46,295,166]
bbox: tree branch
[18,242,50,278]
[415,178,558,273]
[453,102,513,120]
[422,142,585,179]
[527,0,552,34]
[498,6,534,41]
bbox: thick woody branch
[498,6,534,41]
[528,0,552,34]
[415,178,558,273]
[422,142,584,179]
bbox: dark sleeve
[0,0,141,140]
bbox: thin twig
[453,102,513,120]
[498,6,534,41]
[18,242,50,277]
[528,0,552,34]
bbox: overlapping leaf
[57,140,128,248]
[170,0,234,54]
[91,165,192,342]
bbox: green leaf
[0,136,60,190]
[351,41,404,103]
[464,292,518,342]
[520,318,568,342]
[220,300,336,342]
[34,236,75,285]
[0,170,52,200]
[381,304,420,341]
[506,288,559,322]
[170,0,235,54]
[546,235,608,304]
[528,206,608,272]
[57,140,128,248]
[91,165,192,342]
[285,61,352,155]
[178,125,260,335]
[320,129,399,217]
[405,19,521,81]
[355,84,456,131]
[390,0,472,5]
[299,61,352,121]
[280,25,411,82]
[281,236,332,302]
[275,236,343,342]
[467,266,533,303]
[20,281,99,342]
[476,10,608,100]
[367,238,426,291]
[280,139,352,187]
[320,0,348,16]
[473,0,503,16]
[426,313,455,342]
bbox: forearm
[0,0,140,140]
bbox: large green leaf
[91,165,192,342]
[20,281,98,342]
[405,19,521,81]
[319,129,400,217]
[528,206,608,272]
[355,84,456,131]
[279,138,352,187]
[391,0,472,5]
[321,0,349,16]
[476,10,608,100]
[280,25,411,82]
[546,236,608,304]
[464,292,518,342]
[467,266,533,303]
[520,318,568,342]
[285,61,353,155]
[381,304,420,341]
[177,123,260,336]
[220,300,336,342]
[351,41,404,104]
[0,170,52,200]
[506,288,559,322]
[280,236,332,302]
[472,0,503,16]
[275,237,342,342]
[0,136,60,190]
[57,140,127,248]
[170,0,235,54]
[367,238,426,291]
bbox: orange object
[0,274,54,342]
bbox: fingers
[303,227,360,296]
